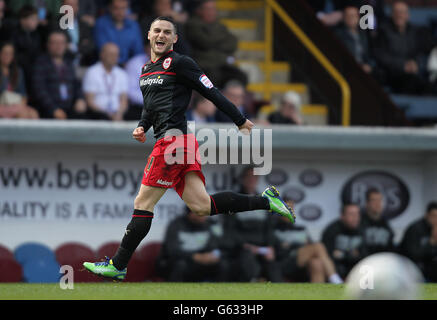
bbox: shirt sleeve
[176,55,246,127]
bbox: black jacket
[399,218,437,264]
[322,219,367,268]
[360,212,395,255]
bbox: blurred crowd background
[2,0,437,125]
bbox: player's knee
[134,194,154,211]
[189,204,210,217]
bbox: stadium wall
[1,120,437,251]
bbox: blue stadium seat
[14,242,56,265]
[22,257,60,283]
[391,94,437,120]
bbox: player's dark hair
[365,188,381,202]
[19,5,38,19]
[426,202,437,214]
[150,16,178,34]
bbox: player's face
[148,20,178,56]
[366,192,384,217]
[427,209,437,227]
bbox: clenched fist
[132,126,146,143]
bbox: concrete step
[236,60,291,83]
[220,18,261,41]
[258,104,328,125]
[236,41,266,60]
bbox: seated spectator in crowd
[78,0,97,27]
[51,0,96,67]
[83,43,128,121]
[156,207,228,282]
[307,0,347,27]
[186,93,216,123]
[8,0,62,27]
[0,0,18,43]
[94,0,143,65]
[140,0,191,55]
[215,80,252,122]
[399,202,437,282]
[360,188,395,255]
[374,1,435,94]
[322,203,367,279]
[32,31,86,119]
[272,210,343,283]
[335,6,375,75]
[268,91,303,125]
[226,165,282,282]
[10,5,45,94]
[124,44,149,121]
[185,0,247,88]
[0,42,38,119]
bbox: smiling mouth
[156,41,166,49]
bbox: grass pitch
[1,283,437,300]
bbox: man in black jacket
[156,207,227,282]
[360,188,395,255]
[399,202,437,282]
[322,203,367,279]
[374,1,434,94]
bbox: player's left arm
[177,55,253,133]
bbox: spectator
[82,43,129,121]
[226,165,282,282]
[215,80,252,122]
[10,5,45,94]
[186,93,216,123]
[399,201,437,282]
[8,0,62,27]
[0,0,16,43]
[124,44,149,121]
[322,203,367,279]
[272,211,343,283]
[140,0,191,55]
[0,42,38,119]
[32,31,86,119]
[185,0,248,88]
[307,0,347,27]
[51,0,97,66]
[268,91,303,125]
[360,188,395,255]
[94,0,143,65]
[374,1,435,94]
[78,0,97,27]
[335,6,375,75]
[156,207,228,282]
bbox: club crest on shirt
[163,57,172,70]
[199,74,213,89]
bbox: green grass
[1,283,437,300]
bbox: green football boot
[83,256,126,281]
[262,186,296,224]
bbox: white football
[345,252,424,300]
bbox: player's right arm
[134,107,153,143]
[177,55,253,134]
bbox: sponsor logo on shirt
[140,77,164,86]
[163,57,172,70]
[156,179,173,186]
[199,74,213,89]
